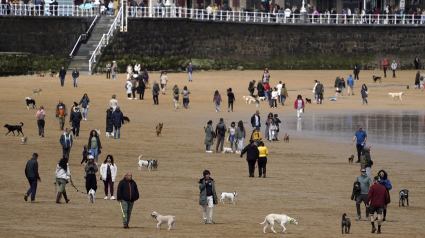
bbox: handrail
[69,35,82,57]
[86,15,99,35]
[69,15,98,57]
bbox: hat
[33,153,39,157]
[249,139,254,143]
[203,170,210,176]
[88,155,94,160]
[373,176,380,181]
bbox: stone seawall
[97,18,425,72]
[0,17,92,76]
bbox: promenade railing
[0,3,104,17]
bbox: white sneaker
[206,151,213,153]
[128,98,132,100]
[134,98,137,100]
[104,196,108,200]
[110,196,115,200]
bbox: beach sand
[0,70,423,237]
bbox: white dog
[21,136,27,145]
[151,211,175,230]
[388,92,404,100]
[257,96,266,101]
[221,147,233,153]
[173,99,180,109]
[88,188,96,203]
[260,214,299,234]
[220,191,238,204]
[138,155,152,171]
[243,96,260,107]
[94,129,101,136]
[106,132,114,138]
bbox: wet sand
[0,70,424,237]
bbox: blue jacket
[112,108,124,127]
[60,133,73,148]
[187,65,193,73]
[380,178,392,191]
[347,76,354,86]
[79,97,90,108]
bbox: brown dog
[348,155,354,163]
[156,123,163,137]
[341,213,351,234]
[283,133,289,143]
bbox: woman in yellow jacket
[257,141,268,178]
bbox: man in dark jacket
[117,172,139,229]
[112,106,124,139]
[59,66,66,86]
[24,153,41,203]
[59,128,73,160]
[215,118,227,153]
[72,68,79,87]
[251,110,261,130]
[353,63,360,80]
[69,106,82,138]
[366,176,389,234]
[106,107,114,137]
[240,139,259,177]
[315,81,324,104]
[248,80,256,96]
[199,170,218,224]
[152,80,160,105]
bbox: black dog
[373,75,382,83]
[4,122,24,136]
[25,98,36,109]
[305,98,312,104]
[351,181,361,201]
[123,116,130,124]
[399,189,409,207]
[341,213,351,234]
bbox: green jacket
[199,177,218,205]
[204,124,214,146]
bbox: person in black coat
[353,63,360,80]
[69,106,82,138]
[137,77,146,100]
[248,80,256,96]
[117,172,139,228]
[59,66,66,87]
[112,106,124,139]
[414,56,420,70]
[106,107,114,136]
[240,139,259,177]
[257,82,265,97]
[250,110,261,131]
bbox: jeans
[202,196,214,221]
[121,200,134,225]
[73,77,78,87]
[340,86,344,96]
[206,145,211,151]
[60,77,65,86]
[82,107,88,119]
[91,147,99,163]
[314,93,317,101]
[113,75,116,79]
[103,178,114,196]
[264,91,269,100]
[356,143,364,162]
[366,167,371,177]
[183,98,189,108]
[114,126,121,139]
[393,70,396,77]
[216,134,224,152]
[362,97,368,105]
[281,95,286,104]
[26,177,38,201]
[215,101,220,111]
[229,135,236,150]
[37,120,45,135]
[188,72,192,81]
[72,122,80,137]
[356,194,370,217]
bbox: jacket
[213,94,221,102]
[79,97,90,108]
[252,130,262,140]
[347,76,354,86]
[152,83,160,96]
[391,62,397,70]
[215,121,227,136]
[257,83,265,96]
[84,163,98,175]
[361,87,368,98]
[198,177,218,205]
[100,163,117,182]
[204,124,214,146]
[106,109,114,133]
[240,144,259,161]
[334,77,341,87]
[109,99,118,110]
[235,127,246,139]
[59,69,66,78]
[382,60,388,68]
[280,87,288,96]
[87,136,102,150]
[187,65,193,73]
[248,81,255,91]
[59,133,73,148]
[126,81,132,94]
[55,164,71,179]
[130,78,137,90]
[25,158,40,179]
[56,103,67,117]
[181,90,190,99]
[354,65,360,75]
[72,70,79,78]
[294,99,305,109]
[112,108,124,127]
[312,83,318,93]
[366,183,389,207]
[36,109,45,120]
[69,110,82,123]
[315,84,324,94]
[258,146,269,157]
[250,114,261,127]
[117,177,140,202]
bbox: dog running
[151,211,175,230]
[388,92,404,101]
[21,136,28,145]
[399,189,409,207]
[25,97,36,109]
[341,213,351,234]
[243,96,260,107]
[156,123,163,137]
[305,98,312,104]
[373,76,382,83]
[260,214,299,234]
[4,122,24,136]
[32,88,42,95]
[220,191,238,204]
[348,155,354,163]
[138,155,153,171]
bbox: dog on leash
[106,132,114,138]
[4,122,24,136]
[32,88,42,95]
[151,211,175,230]
[348,155,354,163]
[243,96,260,107]
[21,136,27,145]
[138,155,152,171]
[341,213,351,234]
[399,189,409,207]
[388,92,404,100]
[88,188,96,203]
[123,116,130,124]
[25,97,36,109]
[283,133,289,143]
[173,99,180,109]
[373,76,382,83]
[260,214,299,234]
[305,98,312,104]
[221,147,233,153]
[152,160,158,170]
[156,123,163,137]
[220,191,238,204]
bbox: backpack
[174,88,179,95]
[37,113,45,120]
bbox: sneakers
[41,133,44,137]
[216,110,218,112]
[371,227,377,233]
[355,216,362,221]
[104,196,108,200]
[209,220,215,224]
[128,98,132,100]
[110,196,116,200]
[24,194,28,202]
[31,200,38,203]
[204,219,207,224]
[206,150,213,153]
[364,218,370,221]
[134,98,137,100]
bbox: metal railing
[0,4,104,17]
[70,15,99,57]
[88,7,122,72]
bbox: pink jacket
[36,109,45,120]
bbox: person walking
[415,71,420,89]
[391,60,397,78]
[152,80,160,105]
[88,130,102,164]
[280,83,289,105]
[270,87,278,108]
[35,106,45,137]
[276,81,283,103]
[315,81,324,104]
[213,90,222,112]
[257,141,268,178]
[377,170,392,222]
[360,147,373,176]
[126,64,133,80]
[204,120,214,153]
[79,93,90,121]
[294,95,305,119]
[137,76,146,100]
[181,86,190,109]
[248,80,256,96]
[312,80,318,102]
[85,156,98,194]
[353,63,360,80]
[100,155,117,200]
[72,68,79,87]
[227,122,236,153]
[366,176,389,234]
[339,78,346,96]
[227,88,235,112]
[199,170,218,224]
[414,56,420,70]
[187,62,193,82]
[106,61,111,79]
[111,61,117,80]
[347,75,354,96]
[24,153,41,203]
[60,128,73,160]
[172,85,179,109]
[273,114,281,140]
[355,168,372,221]
[59,66,66,87]
[361,84,369,105]
[112,106,124,139]
[106,107,114,137]
[265,112,276,142]
[160,72,169,95]
[240,139,259,177]
[215,118,226,153]
[382,58,388,78]
[235,120,246,154]
[351,125,367,163]
[251,128,262,147]
[56,100,67,130]
[251,110,261,131]
[125,79,133,100]
[130,76,138,100]
[117,172,139,229]
[69,106,82,138]
[55,157,71,204]
[109,95,118,111]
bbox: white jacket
[100,163,118,182]
[312,83,318,93]
[55,164,71,179]
[271,91,278,99]
[109,99,118,110]
[134,64,141,72]
[126,81,133,94]
[391,62,397,70]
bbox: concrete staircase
[68,16,115,75]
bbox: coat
[100,163,117,182]
[72,70,79,78]
[152,83,160,96]
[79,97,90,108]
[361,87,368,98]
[59,133,73,148]
[117,177,140,202]
[257,83,265,97]
[112,108,124,128]
[137,79,146,94]
[87,136,102,150]
[250,114,261,128]
[69,110,82,124]
[106,109,113,133]
[126,81,132,94]
[240,144,259,161]
[204,124,214,146]
[198,177,218,205]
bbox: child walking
[80,145,90,165]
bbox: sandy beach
[0,70,424,237]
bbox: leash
[120,202,126,218]
[69,175,87,194]
[54,181,57,194]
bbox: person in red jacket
[366,176,389,234]
[294,95,305,119]
[382,58,389,78]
